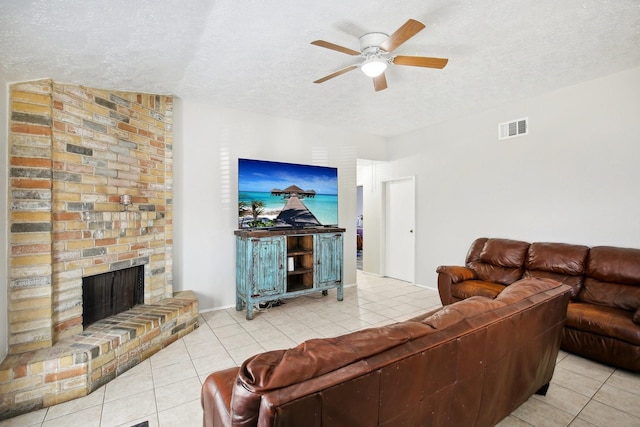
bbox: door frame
[381,176,415,283]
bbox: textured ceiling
[1,0,639,137]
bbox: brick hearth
[0,291,198,420]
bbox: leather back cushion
[523,242,589,300]
[421,296,505,329]
[579,246,640,310]
[230,321,435,425]
[467,238,529,285]
[496,277,562,304]
[423,277,561,329]
[465,237,488,264]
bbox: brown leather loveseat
[437,237,640,372]
[202,278,570,427]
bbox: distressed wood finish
[235,228,345,320]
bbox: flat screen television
[238,158,338,229]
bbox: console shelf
[235,227,345,320]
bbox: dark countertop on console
[234,227,345,237]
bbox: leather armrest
[202,367,238,427]
[436,266,477,283]
[436,266,477,306]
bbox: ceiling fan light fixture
[312,19,447,91]
[361,58,387,77]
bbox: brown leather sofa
[437,237,640,372]
[202,278,570,427]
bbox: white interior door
[384,178,415,282]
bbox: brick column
[8,80,54,354]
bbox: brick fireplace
[0,80,198,419]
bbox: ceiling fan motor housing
[359,32,389,57]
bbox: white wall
[173,100,387,310]
[382,66,640,288]
[0,71,8,360]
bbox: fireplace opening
[82,265,145,328]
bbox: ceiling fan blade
[393,55,448,69]
[380,19,425,52]
[373,73,388,92]
[311,40,361,56]
[313,65,358,84]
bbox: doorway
[384,177,415,282]
[356,185,363,270]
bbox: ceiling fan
[311,19,448,92]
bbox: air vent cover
[498,117,528,140]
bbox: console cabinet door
[314,233,343,288]
[249,236,286,296]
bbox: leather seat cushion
[566,302,640,345]
[451,280,505,300]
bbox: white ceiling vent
[498,117,528,140]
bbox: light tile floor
[2,271,639,427]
